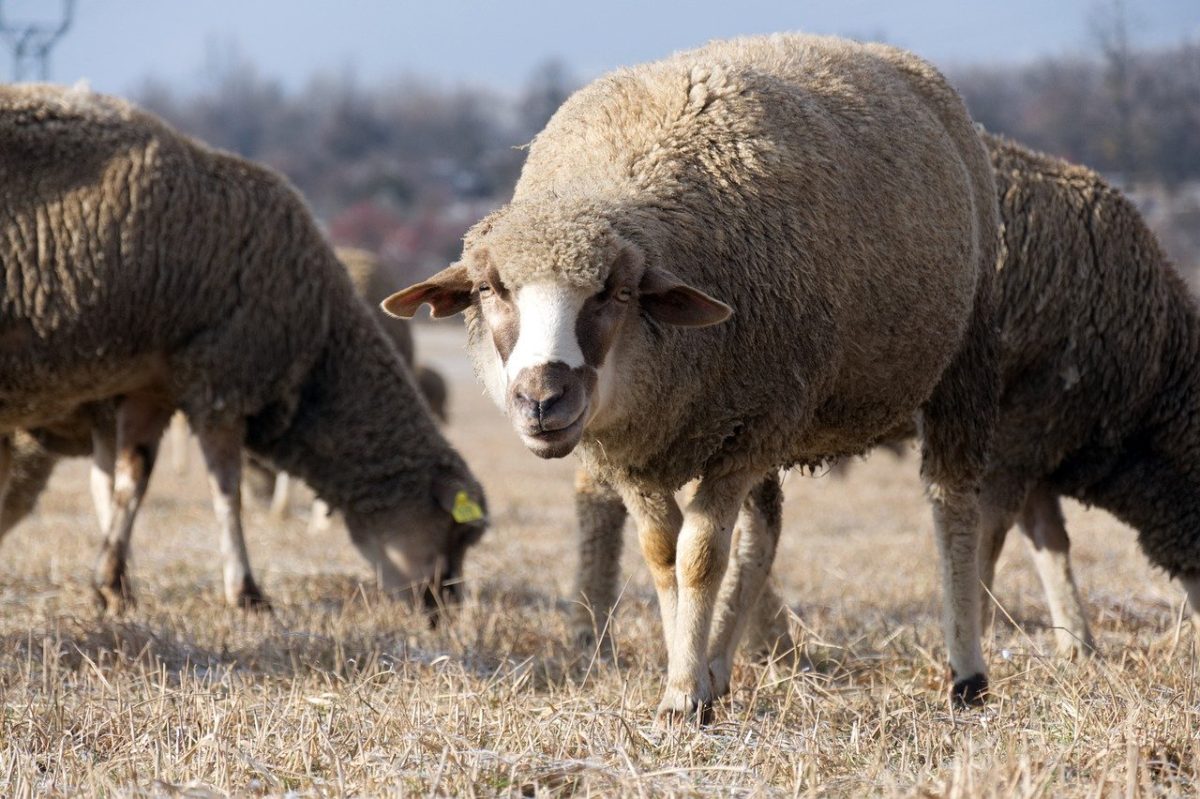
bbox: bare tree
[0,0,74,81]
[1091,0,1138,184]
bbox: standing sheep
[570,132,1200,660]
[386,34,1000,718]
[0,84,487,612]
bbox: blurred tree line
[135,35,1200,289]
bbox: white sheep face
[382,239,734,459]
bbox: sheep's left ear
[432,470,488,527]
[639,266,733,327]
[383,263,473,319]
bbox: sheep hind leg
[197,423,269,611]
[93,394,172,614]
[0,435,13,536]
[1182,575,1200,628]
[90,422,116,533]
[743,580,795,667]
[572,467,627,649]
[976,484,1019,640]
[268,471,291,521]
[707,472,785,699]
[1017,486,1094,657]
[656,471,756,725]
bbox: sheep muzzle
[508,361,595,458]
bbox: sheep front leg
[1018,487,1093,656]
[572,467,627,646]
[197,423,269,610]
[93,394,171,614]
[659,472,756,724]
[929,483,988,705]
[707,473,784,699]
[618,486,682,649]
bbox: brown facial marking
[575,293,625,368]
[479,265,519,362]
[576,252,639,368]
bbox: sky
[4,0,1200,95]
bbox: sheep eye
[477,282,492,297]
[615,287,633,303]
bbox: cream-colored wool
[394,34,1000,716]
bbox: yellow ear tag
[452,490,484,524]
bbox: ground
[0,324,1196,797]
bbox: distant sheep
[387,34,1000,717]
[0,84,486,612]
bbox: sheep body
[391,34,1000,715]
[0,84,485,608]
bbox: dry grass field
[0,324,1196,797]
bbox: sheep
[0,83,487,613]
[385,34,1001,719]
[969,132,1200,653]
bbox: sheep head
[343,464,487,613]
[383,202,731,459]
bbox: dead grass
[0,325,1196,797]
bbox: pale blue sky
[7,0,1200,94]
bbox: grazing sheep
[386,34,1000,717]
[971,132,1200,653]
[0,84,487,612]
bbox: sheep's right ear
[382,263,473,319]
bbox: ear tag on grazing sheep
[451,491,484,524]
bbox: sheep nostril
[537,387,565,418]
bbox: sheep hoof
[232,578,272,613]
[1055,633,1097,660]
[93,579,135,616]
[655,689,714,726]
[708,658,733,700]
[950,672,988,707]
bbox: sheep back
[479,34,997,489]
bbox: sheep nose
[515,386,564,425]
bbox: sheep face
[344,466,487,611]
[383,234,732,460]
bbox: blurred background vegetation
[9,1,1199,294]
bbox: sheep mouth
[519,410,586,459]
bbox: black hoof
[235,578,273,613]
[951,672,988,707]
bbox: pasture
[0,324,1195,797]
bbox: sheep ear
[432,470,487,527]
[382,263,473,319]
[639,266,733,327]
